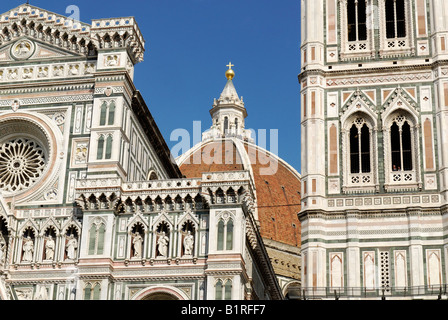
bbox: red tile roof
[179,139,301,248]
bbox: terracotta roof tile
[179,139,301,248]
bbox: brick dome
[177,138,301,248]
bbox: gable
[0,3,145,64]
[0,37,76,63]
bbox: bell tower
[299,0,448,299]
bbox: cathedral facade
[300,0,448,299]
[0,4,288,300]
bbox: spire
[217,62,244,107]
[203,63,253,143]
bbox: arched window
[84,282,101,300]
[224,117,229,133]
[97,136,105,160]
[83,283,92,300]
[93,283,101,300]
[217,218,234,251]
[347,0,367,42]
[226,219,233,251]
[349,119,371,174]
[88,221,106,255]
[385,0,406,39]
[215,279,232,300]
[99,101,116,126]
[217,220,225,251]
[99,102,108,126]
[108,101,115,125]
[215,280,223,300]
[390,118,412,171]
[97,135,113,160]
[350,125,360,174]
[384,111,419,190]
[235,118,238,131]
[224,281,232,300]
[105,135,113,160]
[97,224,106,255]
[343,113,377,192]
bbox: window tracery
[383,112,421,191]
[339,0,375,60]
[342,113,378,193]
[378,0,414,57]
[215,279,232,300]
[0,138,47,193]
[217,217,234,251]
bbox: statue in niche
[68,65,79,76]
[44,235,55,260]
[8,69,18,80]
[53,66,64,77]
[85,63,95,74]
[38,67,48,78]
[0,233,6,264]
[132,232,143,258]
[22,68,33,79]
[22,236,34,262]
[156,231,169,257]
[183,231,194,257]
[65,234,78,260]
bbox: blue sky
[1,0,302,172]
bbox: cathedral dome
[177,137,302,248]
[177,65,302,288]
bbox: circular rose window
[0,138,47,192]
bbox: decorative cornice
[0,4,145,64]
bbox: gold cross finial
[225,62,235,80]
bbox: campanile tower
[300,0,448,299]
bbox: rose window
[0,138,47,192]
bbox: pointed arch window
[217,218,234,251]
[215,279,232,300]
[83,283,92,300]
[349,119,371,174]
[217,220,225,251]
[343,113,378,193]
[108,101,116,125]
[215,280,223,300]
[226,219,234,251]
[390,118,412,171]
[224,117,229,133]
[98,100,116,126]
[88,221,106,255]
[84,282,101,300]
[224,281,232,300]
[384,112,419,190]
[97,135,113,160]
[97,136,105,160]
[105,135,113,160]
[99,102,108,126]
